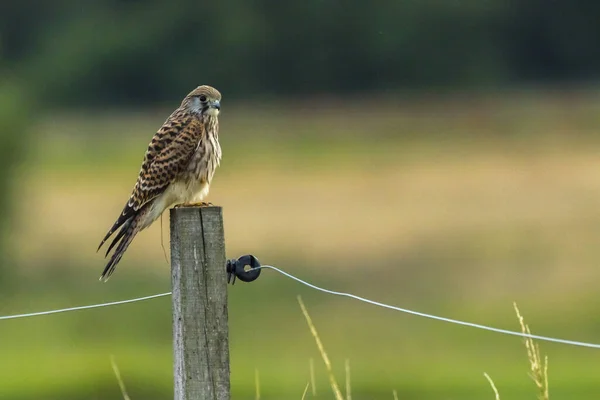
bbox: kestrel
[97,85,222,281]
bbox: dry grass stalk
[514,303,549,400]
[255,368,261,400]
[309,358,316,396]
[392,389,399,400]
[483,372,500,400]
[345,358,352,400]
[110,356,131,400]
[301,382,310,400]
[298,296,344,400]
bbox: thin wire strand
[258,265,600,349]
[0,266,598,350]
[0,292,171,321]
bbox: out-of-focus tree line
[1,0,599,107]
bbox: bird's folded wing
[128,117,204,211]
[98,115,204,251]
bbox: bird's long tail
[99,206,149,281]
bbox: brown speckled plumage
[97,85,222,280]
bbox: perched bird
[97,85,222,281]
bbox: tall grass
[514,303,549,400]
[110,356,131,400]
[298,298,550,399]
[109,299,551,399]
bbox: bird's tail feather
[100,207,148,282]
[97,204,134,253]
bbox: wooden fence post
[170,206,230,400]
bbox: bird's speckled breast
[184,117,221,200]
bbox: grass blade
[298,296,344,400]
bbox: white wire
[258,265,600,349]
[0,266,598,350]
[0,292,171,320]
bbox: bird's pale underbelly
[142,179,209,229]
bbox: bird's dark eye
[199,95,207,102]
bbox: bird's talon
[176,202,213,208]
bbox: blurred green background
[1,1,600,399]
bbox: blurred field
[3,90,600,399]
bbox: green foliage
[1,1,600,106]
[0,80,30,284]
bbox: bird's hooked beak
[203,99,220,116]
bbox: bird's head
[183,85,221,117]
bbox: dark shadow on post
[170,206,230,400]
